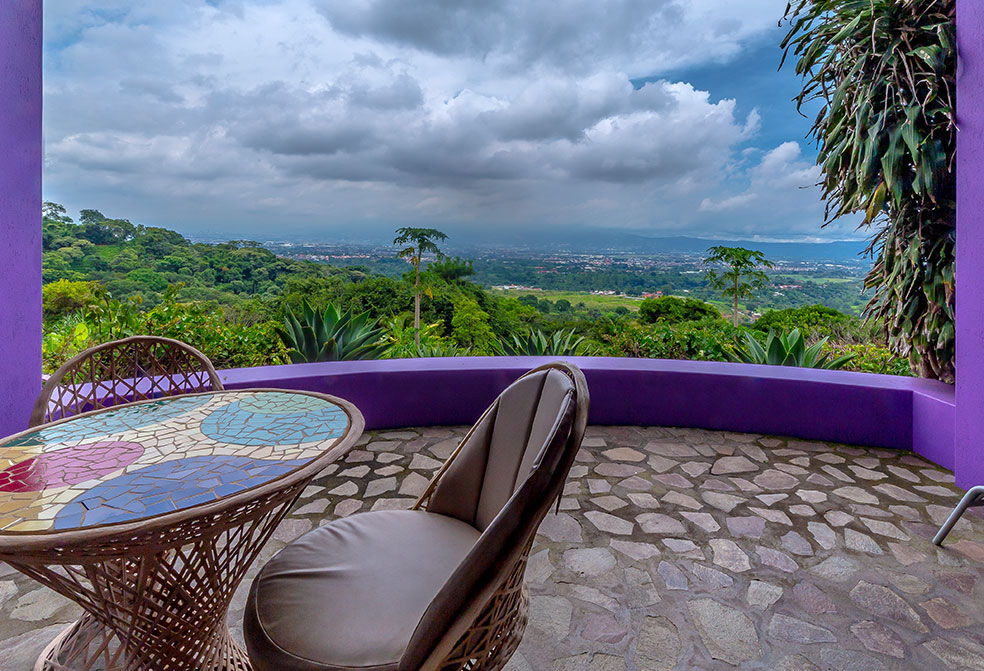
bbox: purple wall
[221,357,954,458]
[0,1,43,437]
[955,0,984,489]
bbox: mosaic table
[0,389,364,671]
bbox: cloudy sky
[42,0,864,243]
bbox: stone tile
[768,614,836,643]
[860,517,910,540]
[793,581,836,614]
[747,580,783,609]
[656,560,689,590]
[610,539,660,561]
[710,538,751,572]
[688,598,762,665]
[921,597,973,629]
[651,473,692,489]
[701,491,744,512]
[602,447,645,462]
[780,531,814,556]
[809,556,859,581]
[691,563,733,589]
[850,620,905,658]
[807,521,837,550]
[539,513,583,543]
[753,469,799,490]
[710,455,758,475]
[564,548,616,577]
[922,639,984,669]
[756,547,798,573]
[592,495,628,512]
[634,616,681,671]
[660,491,702,510]
[638,513,686,535]
[726,515,766,539]
[849,581,928,632]
[584,511,633,535]
[626,492,660,509]
[844,529,883,555]
[680,461,711,478]
[749,506,792,526]
[530,596,573,640]
[680,511,720,532]
[832,486,879,504]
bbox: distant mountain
[449,228,870,262]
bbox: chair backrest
[402,361,589,671]
[30,336,223,427]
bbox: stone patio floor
[3,425,984,670]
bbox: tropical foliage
[782,0,956,380]
[497,329,594,356]
[278,302,386,363]
[727,329,857,369]
[638,296,720,325]
[393,227,448,345]
[703,247,774,326]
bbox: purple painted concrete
[956,0,984,489]
[220,357,953,454]
[0,1,43,438]
[913,386,956,471]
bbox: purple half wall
[956,0,984,489]
[0,1,43,437]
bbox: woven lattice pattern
[11,479,306,671]
[31,336,223,427]
[434,543,532,671]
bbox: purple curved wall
[220,357,955,467]
[0,1,42,437]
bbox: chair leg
[934,485,984,546]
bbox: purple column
[0,1,43,437]
[955,0,984,489]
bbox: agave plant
[726,329,856,370]
[278,302,386,363]
[497,329,594,357]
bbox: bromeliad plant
[497,329,596,357]
[782,0,956,381]
[727,328,857,369]
[278,302,386,363]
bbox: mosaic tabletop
[0,390,352,533]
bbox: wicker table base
[13,479,305,671]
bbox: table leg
[10,482,307,671]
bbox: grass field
[491,288,643,312]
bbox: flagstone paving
[3,425,984,670]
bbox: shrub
[602,318,743,361]
[753,305,861,340]
[278,301,386,363]
[496,328,595,356]
[638,296,720,324]
[42,279,101,320]
[727,329,856,369]
[828,343,913,376]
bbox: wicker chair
[30,335,223,427]
[244,361,590,671]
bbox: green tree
[703,247,774,327]
[393,227,448,345]
[782,0,956,381]
[451,296,494,353]
[638,296,720,324]
[429,256,474,284]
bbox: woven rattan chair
[244,361,590,671]
[29,335,223,427]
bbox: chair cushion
[244,510,481,671]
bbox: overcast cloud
[42,0,863,242]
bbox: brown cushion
[244,510,480,671]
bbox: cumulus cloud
[41,0,853,241]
